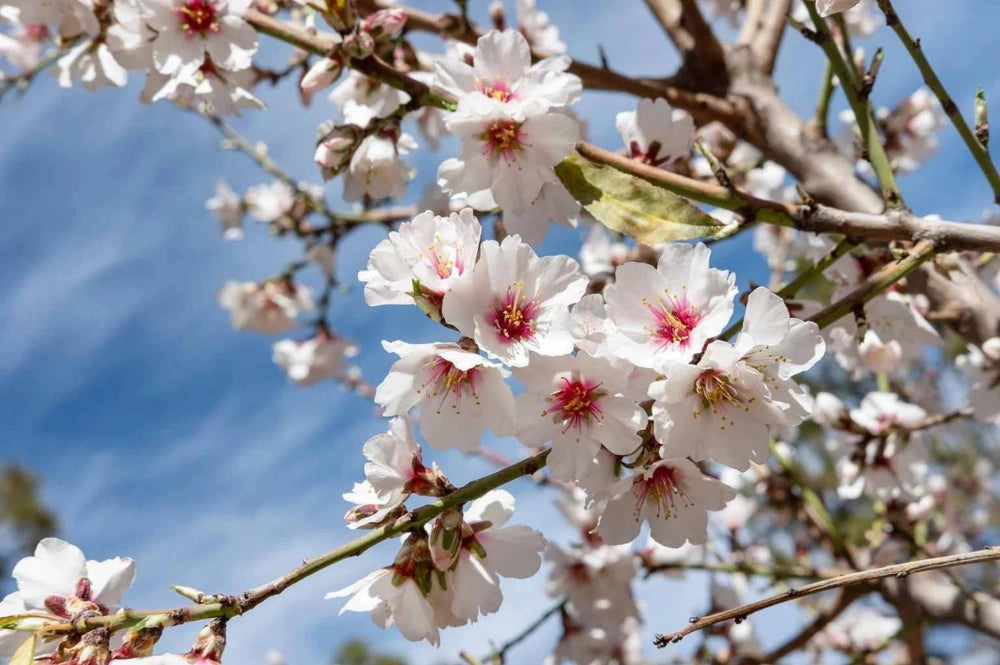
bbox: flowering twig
[35,451,550,637]
[807,240,936,329]
[875,0,1000,203]
[653,545,1000,646]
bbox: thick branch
[642,0,729,93]
[751,0,793,74]
[654,546,1000,646]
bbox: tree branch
[27,452,550,637]
[573,142,1000,252]
[654,546,1000,647]
[751,0,793,74]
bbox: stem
[484,599,565,664]
[798,3,904,208]
[808,240,936,330]
[43,451,550,636]
[813,60,835,137]
[876,0,1000,204]
[752,588,861,663]
[644,560,850,583]
[654,545,1000,646]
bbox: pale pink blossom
[375,340,515,451]
[358,208,481,313]
[0,539,135,658]
[205,179,243,239]
[442,235,588,367]
[514,352,645,483]
[651,340,797,470]
[448,490,546,621]
[597,458,735,547]
[616,97,693,167]
[126,0,258,75]
[217,280,314,334]
[273,332,358,385]
[604,243,736,368]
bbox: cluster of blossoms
[339,177,826,643]
[10,0,1000,662]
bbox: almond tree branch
[24,451,550,637]
[875,0,1000,203]
[573,141,1000,252]
[642,0,729,91]
[751,0,793,74]
[807,240,936,330]
[653,546,1000,647]
[353,0,747,128]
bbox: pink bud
[362,8,407,41]
[300,56,344,95]
[343,31,374,59]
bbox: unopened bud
[343,31,374,59]
[301,56,344,96]
[171,585,207,603]
[428,508,465,571]
[110,624,164,660]
[315,124,362,178]
[361,8,407,42]
[409,279,444,323]
[187,619,226,665]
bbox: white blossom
[0,539,135,657]
[442,235,588,367]
[205,179,243,239]
[514,352,645,483]
[603,243,736,368]
[597,458,735,547]
[375,340,515,451]
[273,332,358,385]
[616,97,694,167]
[358,208,481,311]
[218,280,314,334]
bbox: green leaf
[554,151,723,245]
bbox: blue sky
[1,1,999,663]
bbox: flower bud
[428,508,465,571]
[300,56,344,96]
[187,619,226,665]
[344,502,405,528]
[361,8,407,42]
[314,123,363,179]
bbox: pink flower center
[628,140,670,167]
[633,464,689,519]
[24,24,49,40]
[481,120,525,160]
[486,282,539,344]
[478,79,514,103]
[545,377,605,433]
[643,295,702,348]
[427,241,465,280]
[420,356,481,412]
[177,0,219,36]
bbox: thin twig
[482,599,565,664]
[796,3,903,208]
[751,588,862,663]
[17,452,551,637]
[654,545,1000,646]
[875,0,1000,204]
